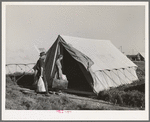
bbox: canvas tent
[45,35,138,94]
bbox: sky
[6,4,145,64]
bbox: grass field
[5,61,145,110]
[6,75,141,110]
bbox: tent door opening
[62,47,93,92]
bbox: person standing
[33,51,50,96]
[56,55,63,80]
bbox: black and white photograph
[2,2,149,121]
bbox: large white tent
[45,35,139,94]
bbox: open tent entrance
[62,46,93,92]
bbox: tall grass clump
[97,88,145,108]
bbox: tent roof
[60,35,137,71]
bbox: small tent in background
[137,52,145,61]
[45,35,138,95]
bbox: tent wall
[91,67,138,93]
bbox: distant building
[137,52,145,61]
[126,55,137,61]
[126,52,145,61]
